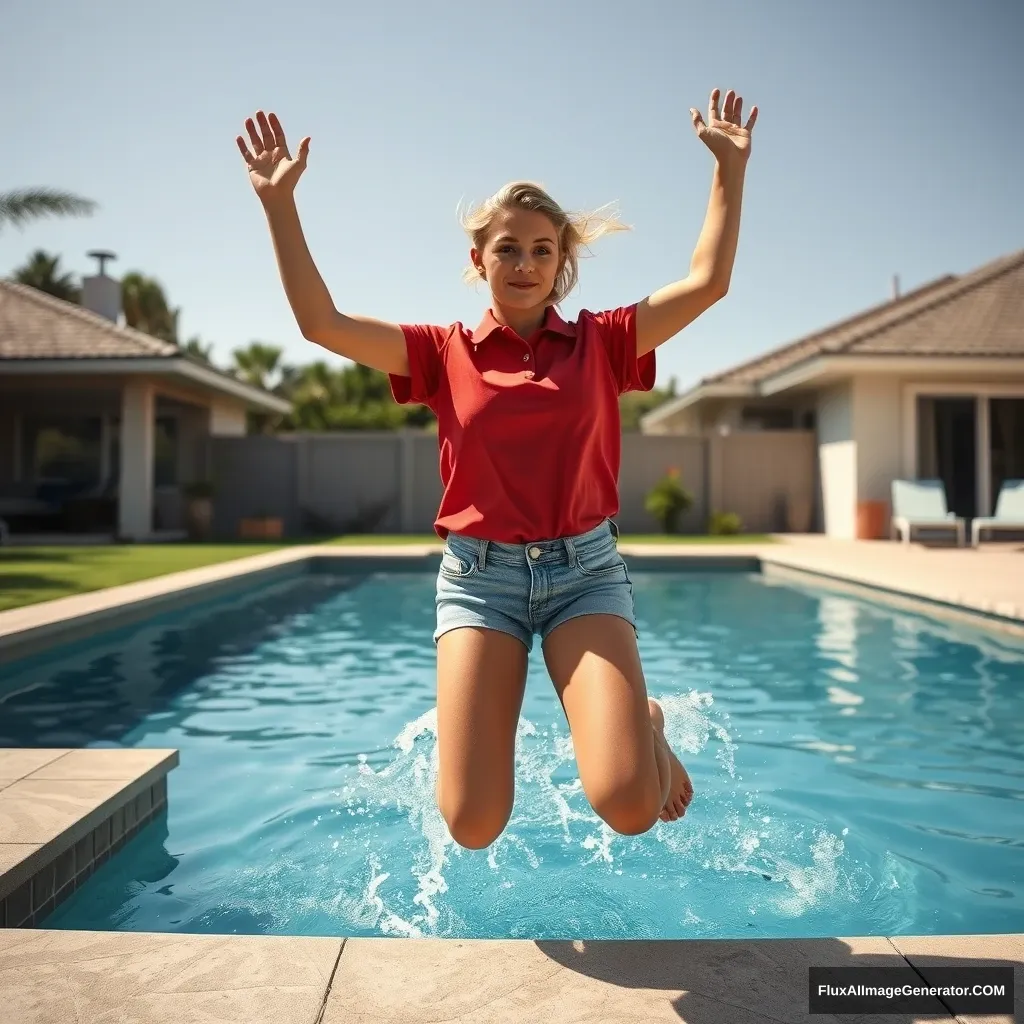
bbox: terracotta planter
[185,497,213,541]
[856,500,889,540]
[239,517,284,540]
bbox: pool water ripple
[1,569,1021,939]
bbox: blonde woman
[237,88,757,850]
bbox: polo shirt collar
[471,305,576,345]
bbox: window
[740,406,795,430]
[22,417,102,485]
[154,416,178,487]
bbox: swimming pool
[3,564,1023,940]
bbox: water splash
[326,687,860,938]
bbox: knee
[590,778,662,837]
[439,797,510,850]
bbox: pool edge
[2,544,1023,667]
[0,748,179,926]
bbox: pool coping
[0,929,1020,1022]
[0,748,178,925]
[2,540,1022,664]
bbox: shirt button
[528,545,542,560]
[522,354,530,363]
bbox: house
[0,260,290,541]
[640,248,1024,539]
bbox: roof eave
[639,382,755,428]
[759,354,1024,396]
[0,356,292,414]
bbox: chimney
[891,274,900,301]
[81,250,123,324]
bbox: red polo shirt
[389,303,655,542]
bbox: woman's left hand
[691,88,757,166]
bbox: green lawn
[0,533,775,613]
[0,544,288,613]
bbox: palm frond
[0,188,98,231]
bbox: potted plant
[182,480,215,541]
[708,511,743,536]
[644,467,693,535]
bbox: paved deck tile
[889,933,1022,1024]
[324,935,956,1023]
[0,750,69,780]
[0,929,343,1024]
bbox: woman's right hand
[236,111,310,205]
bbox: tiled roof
[703,248,1024,387]
[0,279,179,359]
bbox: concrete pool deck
[0,536,1021,1021]
[1,929,1020,1022]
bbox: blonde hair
[458,181,631,305]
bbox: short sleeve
[592,303,656,394]
[389,324,446,407]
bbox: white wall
[816,382,856,539]
[210,400,247,436]
[853,376,903,505]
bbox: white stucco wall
[852,376,902,505]
[816,382,856,539]
[210,400,248,436]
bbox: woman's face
[471,207,561,310]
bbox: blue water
[2,568,1023,940]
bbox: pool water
[2,568,1023,940]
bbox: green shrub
[644,468,693,534]
[708,511,742,535]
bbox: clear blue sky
[3,0,1022,393]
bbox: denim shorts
[434,519,637,651]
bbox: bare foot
[649,699,693,822]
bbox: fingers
[244,116,264,155]
[722,89,736,123]
[235,136,256,167]
[256,111,277,151]
[690,108,706,135]
[268,112,288,151]
[703,89,757,131]
[708,87,721,123]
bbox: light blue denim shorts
[434,518,637,651]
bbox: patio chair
[970,479,1024,547]
[890,479,965,546]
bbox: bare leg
[543,614,693,834]
[435,626,528,849]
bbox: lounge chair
[890,479,965,546]
[971,479,1024,547]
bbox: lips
[509,282,538,289]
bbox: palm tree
[12,250,81,303]
[0,188,97,233]
[232,342,284,391]
[182,337,214,363]
[121,272,179,343]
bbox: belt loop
[608,518,620,540]
[478,539,489,570]
[562,535,577,565]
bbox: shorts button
[522,353,530,363]
[528,545,542,560]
